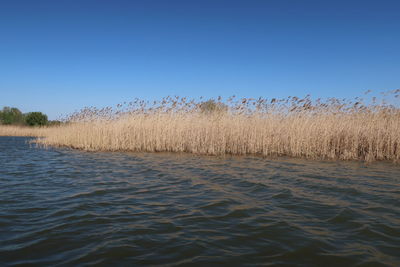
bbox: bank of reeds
[2,90,400,162]
[0,125,46,137]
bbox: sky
[0,0,399,119]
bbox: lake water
[1,137,399,266]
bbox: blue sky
[1,0,399,119]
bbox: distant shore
[1,93,399,163]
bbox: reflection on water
[1,137,400,265]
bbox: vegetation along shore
[1,90,399,163]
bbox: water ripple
[0,137,399,266]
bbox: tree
[199,99,228,115]
[0,107,25,125]
[25,112,48,126]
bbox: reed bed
[0,125,46,137]
[2,91,400,162]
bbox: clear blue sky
[1,0,399,119]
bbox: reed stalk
[1,91,399,162]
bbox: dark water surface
[1,137,399,266]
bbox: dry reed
[2,90,400,162]
[0,125,46,137]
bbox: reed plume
[1,90,399,162]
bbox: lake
[1,137,399,266]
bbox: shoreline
[1,93,399,163]
[1,115,399,164]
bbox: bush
[48,120,63,126]
[199,100,228,115]
[25,112,48,126]
[0,107,25,125]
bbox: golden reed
[1,91,399,162]
[0,125,47,137]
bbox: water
[1,137,399,266]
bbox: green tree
[25,112,48,126]
[199,100,228,114]
[0,107,25,125]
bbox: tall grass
[0,125,46,137]
[2,90,400,162]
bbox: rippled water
[1,137,400,266]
